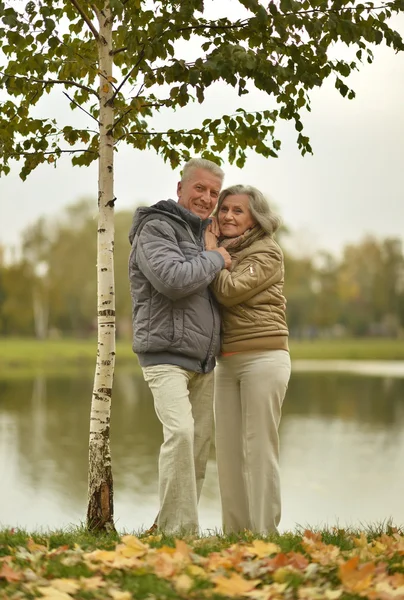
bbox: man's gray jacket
[128,199,225,374]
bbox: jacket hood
[129,199,208,244]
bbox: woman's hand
[204,229,219,251]
[208,216,220,237]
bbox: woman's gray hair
[181,158,224,183]
[216,184,281,236]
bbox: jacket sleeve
[211,249,282,307]
[133,219,225,300]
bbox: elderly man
[129,158,231,533]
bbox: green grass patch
[0,337,403,375]
[290,337,404,360]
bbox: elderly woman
[205,184,290,535]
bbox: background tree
[1,0,403,530]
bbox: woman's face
[218,194,256,238]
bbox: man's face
[177,168,222,220]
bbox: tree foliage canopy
[1,0,403,179]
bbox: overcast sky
[1,8,403,259]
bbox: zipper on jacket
[202,295,218,373]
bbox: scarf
[219,225,266,253]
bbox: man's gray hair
[217,184,281,236]
[181,158,225,183]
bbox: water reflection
[1,367,404,532]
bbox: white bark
[33,287,49,340]
[87,3,116,531]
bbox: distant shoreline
[1,337,404,374]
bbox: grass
[290,337,404,360]
[0,524,403,599]
[0,337,403,374]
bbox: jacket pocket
[172,308,184,346]
[232,263,256,278]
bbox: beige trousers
[142,364,214,534]
[214,350,291,534]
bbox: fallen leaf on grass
[246,583,287,600]
[49,545,70,557]
[79,575,107,590]
[146,552,176,578]
[109,590,132,600]
[0,562,22,583]
[37,586,72,600]
[245,540,281,558]
[120,535,148,558]
[27,538,47,553]
[84,547,143,571]
[173,573,194,594]
[372,580,404,600]
[50,579,80,594]
[212,572,260,597]
[143,534,162,543]
[188,564,208,579]
[84,549,117,563]
[175,539,191,562]
[325,590,344,600]
[298,585,343,600]
[22,568,38,582]
[302,532,340,566]
[339,556,375,593]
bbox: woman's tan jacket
[210,231,289,354]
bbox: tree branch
[63,92,100,123]
[0,72,98,97]
[110,46,127,56]
[111,108,132,131]
[107,48,146,105]
[67,0,99,40]
[11,149,98,156]
[153,4,391,41]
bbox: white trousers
[214,350,291,534]
[142,364,214,534]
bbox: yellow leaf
[213,573,260,597]
[37,586,73,600]
[27,538,47,553]
[51,579,80,594]
[188,564,208,579]
[298,585,328,600]
[325,590,343,600]
[273,567,293,583]
[144,534,162,543]
[121,535,147,550]
[80,576,106,590]
[119,535,148,558]
[246,540,281,558]
[173,574,193,594]
[84,549,117,563]
[353,533,368,548]
[107,76,118,83]
[102,84,110,93]
[156,545,176,555]
[109,590,132,600]
[246,583,287,600]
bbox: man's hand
[216,247,231,269]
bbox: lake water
[1,362,404,533]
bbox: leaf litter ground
[1,527,403,600]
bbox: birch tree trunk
[87,4,116,532]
